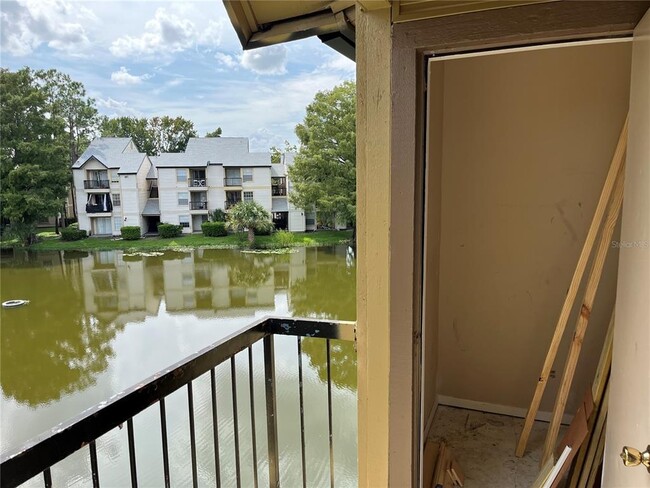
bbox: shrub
[272,230,295,248]
[61,227,87,241]
[64,217,77,227]
[68,222,79,229]
[158,223,182,238]
[202,221,227,237]
[210,209,226,222]
[121,226,141,240]
[253,220,274,236]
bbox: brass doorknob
[620,445,650,473]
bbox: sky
[0,0,356,151]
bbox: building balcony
[83,180,110,190]
[224,177,242,187]
[86,204,111,214]
[272,187,287,196]
[225,200,241,210]
[189,201,208,211]
[188,178,207,188]
[0,317,355,488]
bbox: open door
[603,8,650,487]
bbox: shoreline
[2,230,353,253]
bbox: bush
[61,227,87,241]
[64,217,77,227]
[210,209,226,222]
[158,223,182,238]
[202,221,227,237]
[121,226,141,240]
[272,230,295,248]
[68,222,79,229]
[253,220,274,236]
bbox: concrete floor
[428,405,565,488]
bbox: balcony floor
[428,405,566,488]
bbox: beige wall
[425,42,632,415]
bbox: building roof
[151,137,271,168]
[272,198,289,212]
[72,138,134,169]
[146,164,157,180]
[150,153,205,168]
[117,154,149,175]
[142,199,160,216]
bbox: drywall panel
[431,42,631,413]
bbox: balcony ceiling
[223,0,549,60]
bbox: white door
[603,8,650,487]
[94,217,111,235]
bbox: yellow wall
[424,41,632,416]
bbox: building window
[178,192,188,206]
[179,215,190,228]
[243,191,254,202]
[177,169,187,183]
[112,193,121,207]
[113,217,122,232]
[242,168,253,182]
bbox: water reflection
[0,246,356,453]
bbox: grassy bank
[15,230,353,252]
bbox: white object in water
[2,299,30,308]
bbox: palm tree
[226,201,273,244]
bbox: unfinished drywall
[425,41,632,415]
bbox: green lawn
[24,230,353,252]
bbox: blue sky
[0,0,356,151]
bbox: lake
[0,245,357,487]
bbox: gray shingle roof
[72,138,134,169]
[117,154,148,174]
[146,164,157,179]
[150,153,205,167]
[142,199,160,216]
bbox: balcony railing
[224,177,242,187]
[0,317,355,488]
[190,201,208,210]
[272,187,287,196]
[84,180,110,190]
[188,178,207,188]
[225,200,241,210]
[85,204,111,214]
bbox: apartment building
[72,138,152,236]
[72,137,309,236]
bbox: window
[177,169,187,182]
[113,217,122,232]
[179,215,190,228]
[178,192,188,206]
[243,191,254,202]
[112,193,121,207]
[242,168,253,182]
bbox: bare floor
[428,405,565,488]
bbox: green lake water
[0,245,356,487]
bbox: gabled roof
[72,138,134,169]
[142,199,160,216]
[117,154,149,175]
[151,153,205,168]
[151,137,272,168]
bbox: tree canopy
[226,201,272,244]
[0,68,72,243]
[205,127,223,137]
[100,115,198,155]
[288,81,356,228]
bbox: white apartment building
[72,138,152,236]
[72,137,309,236]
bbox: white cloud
[0,0,91,56]
[240,45,287,75]
[110,66,151,85]
[215,52,239,69]
[96,96,139,116]
[320,54,356,74]
[109,6,223,58]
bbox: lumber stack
[515,115,628,465]
[423,440,464,488]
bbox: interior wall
[425,41,632,414]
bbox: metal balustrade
[0,317,355,488]
[224,177,243,187]
[83,180,110,190]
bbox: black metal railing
[0,317,355,488]
[188,178,207,188]
[84,180,110,190]
[225,200,241,210]
[189,201,208,210]
[86,204,111,214]
[224,177,242,187]
[271,187,287,196]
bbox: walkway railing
[0,317,355,488]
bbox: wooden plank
[450,459,465,486]
[540,166,625,466]
[550,398,590,488]
[423,440,440,488]
[585,420,607,488]
[533,456,556,488]
[516,116,628,457]
[577,385,610,488]
[432,442,448,487]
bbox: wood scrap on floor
[423,439,464,487]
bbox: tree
[270,140,297,164]
[0,68,69,244]
[288,81,356,230]
[99,115,197,155]
[226,201,272,244]
[205,127,222,137]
